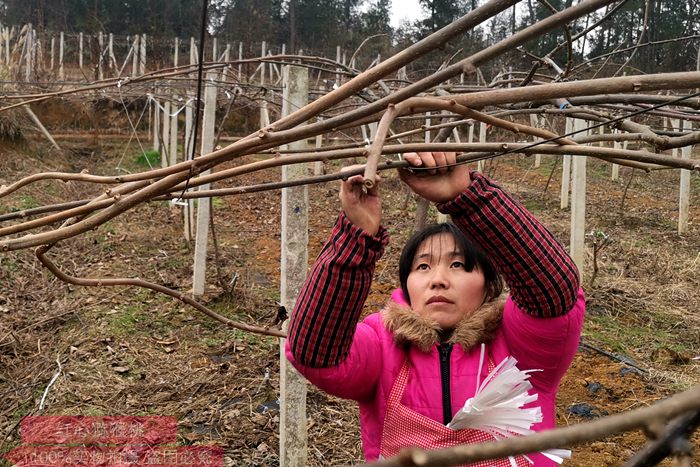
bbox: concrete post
[152,98,160,152]
[192,73,217,296]
[184,92,195,242]
[170,99,179,168]
[611,129,620,181]
[529,114,543,168]
[131,35,139,76]
[279,65,309,467]
[161,100,171,167]
[478,122,486,172]
[679,120,692,235]
[97,31,104,81]
[561,118,573,209]
[59,31,64,80]
[78,32,83,69]
[139,34,146,75]
[570,119,587,280]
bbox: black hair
[398,223,503,306]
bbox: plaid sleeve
[437,171,579,317]
[287,212,389,368]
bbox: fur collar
[381,296,505,353]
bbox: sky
[390,0,424,29]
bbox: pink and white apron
[379,358,530,467]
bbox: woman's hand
[398,152,471,203]
[339,166,382,236]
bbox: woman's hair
[398,223,503,306]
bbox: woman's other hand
[398,152,471,203]
[339,166,382,236]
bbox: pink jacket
[286,287,585,463]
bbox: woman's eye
[416,263,429,271]
[451,261,464,269]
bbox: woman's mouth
[426,296,453,305]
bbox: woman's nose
[429,267,449,288]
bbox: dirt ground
[0,136,698,466]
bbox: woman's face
[406,232,486,329]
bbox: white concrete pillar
[279,65,309,467]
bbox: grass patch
[10,195,39,211]
[202,337,225,347]
[106,306,142,335]
[10,398,33,421]
[690,173,700,191]
[583,310,693,356]
[231,328,277,351]
[666,380,693,393]
[204,298,278,350]
[82,406,106,416]
[588,161,613,179]
[134,150,161,168]
[212,197,225,209]
[163,255,187,269]
[110,291,177,334]
[0,256,18,277]
[532,160,558,178]
[522,198,545,213]
[99,221,115,236]
[94,222,115,247]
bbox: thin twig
[349,34,390,68]
[38,357,62,411]
[209,203,232,296]
[619,168,637,218]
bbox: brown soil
[0,141,698,466]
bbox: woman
[285,152,585,465]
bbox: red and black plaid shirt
[287,171,580,368]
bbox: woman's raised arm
[286,171,387,368]
[400,152,579,317]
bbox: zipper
[438,343,453,425]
